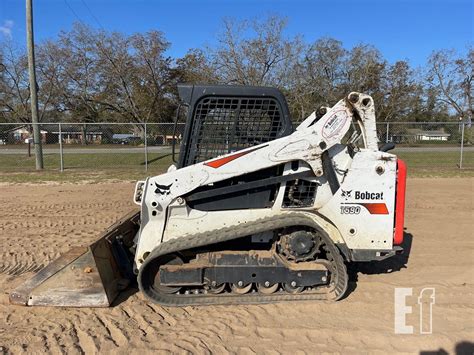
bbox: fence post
[386,122,390,143]
[59,123,64,172]
[459,122,465,169]
[144,122,148,172]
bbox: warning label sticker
[321,109,348,139]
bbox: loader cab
[175,84,293,168]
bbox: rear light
[134,181,145,205]
[394,159,407,244]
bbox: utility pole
[26,0,43,169]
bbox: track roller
[282,282,304,294]
[205,283,226,294]
[231,282,252,294]
[257,282,279,294]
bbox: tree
[286,38,347,119]
[427,49,473,142]
[0,41,30,123]
[0,39,61,127]
[175,49,218,84]
[0,16,470,131]
[33,24,178,138]
[35,41,66,121]
[211,16,303,86]
[93,26,176,129]
[378,61,420,122]
[343,44,386,104]
[51,25,103,125]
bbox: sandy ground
[0,178,473,354]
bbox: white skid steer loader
[10,85,407,307]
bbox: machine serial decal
[204,145,267,169]
[341,202,389,215]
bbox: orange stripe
[360,203,389,215]
[204,146,264,169]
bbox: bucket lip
[9,209,140,308]
[9,246,88,306]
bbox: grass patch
[0,144,152,150]
[394,151,474,177]
[0,150,472,183]
[0,170,145,184]
[0,153,173,183]
[0,152,172,171]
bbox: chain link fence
[0,123,184,178]
[376,122,473,170]
[0,122,472,177]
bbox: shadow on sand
[343,231,414,298]
[111,285,139,307]
[420,341,474,355]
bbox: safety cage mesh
[187,97,284,165]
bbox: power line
[80,0,105,31]
[62,0,83,23]
[63,0,105,31]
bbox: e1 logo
[394,287,435,334]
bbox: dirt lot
[0,178,473,354]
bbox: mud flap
[9,210,140,307]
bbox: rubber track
[138,213,348,306]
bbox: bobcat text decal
[355,191,384,200]
[341,189,384,200]
[340,189,388,214]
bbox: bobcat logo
[341,189,352,200]
[154,182,172,195]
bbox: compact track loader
[10,85,407,307]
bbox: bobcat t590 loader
[10,85,407,307]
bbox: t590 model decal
[341,202,389,215]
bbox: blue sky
[1,0,472,67]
